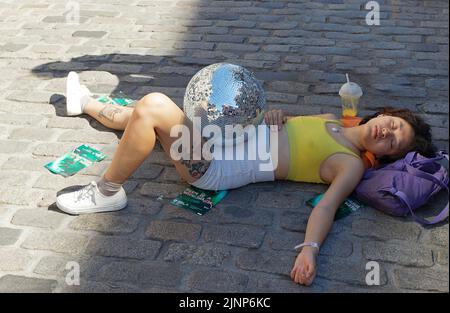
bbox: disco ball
[183,63,266,146]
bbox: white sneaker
[56,181,127,215]
[66,71,92,116]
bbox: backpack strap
[410,150,448,167]
[405,151,449,191]
[394,189,448,225]
[394,151,449,225]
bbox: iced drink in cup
[339,73,363,117]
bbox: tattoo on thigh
[98,104,123,122]
[180,160,211,179]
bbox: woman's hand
[264,109,287,130]
[290,247,318,286]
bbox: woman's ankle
[97,175,123,197]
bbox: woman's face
[362,114,415,159]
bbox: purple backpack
[353,150,449,225]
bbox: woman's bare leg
[83,98,134,131]
[88,92,209,185]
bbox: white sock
[80,95,92,113]
[97,176,123,197]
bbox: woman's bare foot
[290,246,318,286]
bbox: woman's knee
[134,92,170,118]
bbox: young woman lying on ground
[57,72,435,286]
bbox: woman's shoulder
[322,153,365,183]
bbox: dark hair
[359,107,436,163]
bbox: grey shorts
[190,123,275,191]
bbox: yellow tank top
[285,116,361,184]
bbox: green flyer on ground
[94,91,135,106]
[306,193,364,221]
[171,186,229,215]
[44,144,107,177]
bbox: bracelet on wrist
[294,242,320,252]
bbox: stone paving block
[235,250,296,277]
[0,187,42,206]
[372,84,427,98]
[320,236,353,258]
[140,181,187,198]
[352,218,421,241]
[6,90,57,104]
[427,226,449,247]
[0,275,57,293]
[142,150,174,166]
[0,227,23,246]
[139,262,184,287]
[394,267,449,292]
[375,26,435,35]
[85,236,162,260]
[155,166,184,183]
[268,81,309,94]
[436,249,448,266]
[72,31,107,38]
[46,116,91,129]
[57,129,118,144]
[146,221,201,242]
[267,230,305,251]
[431,127,449,140]
[216,42,260,52]
[0,170,32,186]
[317,257,388,287]
[0,44,28,52]
[0,247,33,271]
[97,261,183,287]
[62,281,141,293]
[0,126,7,139]
[164,243,231,267]
[203,224,266,248]
[36,189,58,208]
[363,240,434,267]
[426,78,449,91]
[69,214,140,235]
[130,163,164,180]
[393,35,423,43]
[11,208,66,229]
[255,275,323,293]
[159,203,216,223]
[33,173,97,191]
[0,140,30,153]
[120,197,162,216]
[217,205,274,227]
[266,91,298,104]
[186,269,248,292]
[32,142,100,157]
[312,278,391,293]
[0,113,45,126]
[96,63,143,74]
[33,255,105,279]
[280,210,347,234]
[173,41,215,50]
[255,191,304,209]
[21,230,89,255]
[8,127,57,141]
[1,155,54,172]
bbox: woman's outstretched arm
[290,157,365,286]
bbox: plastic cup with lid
[339,73,363,118]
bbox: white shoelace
[75,182,97,205]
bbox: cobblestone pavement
[0,0,448,293]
